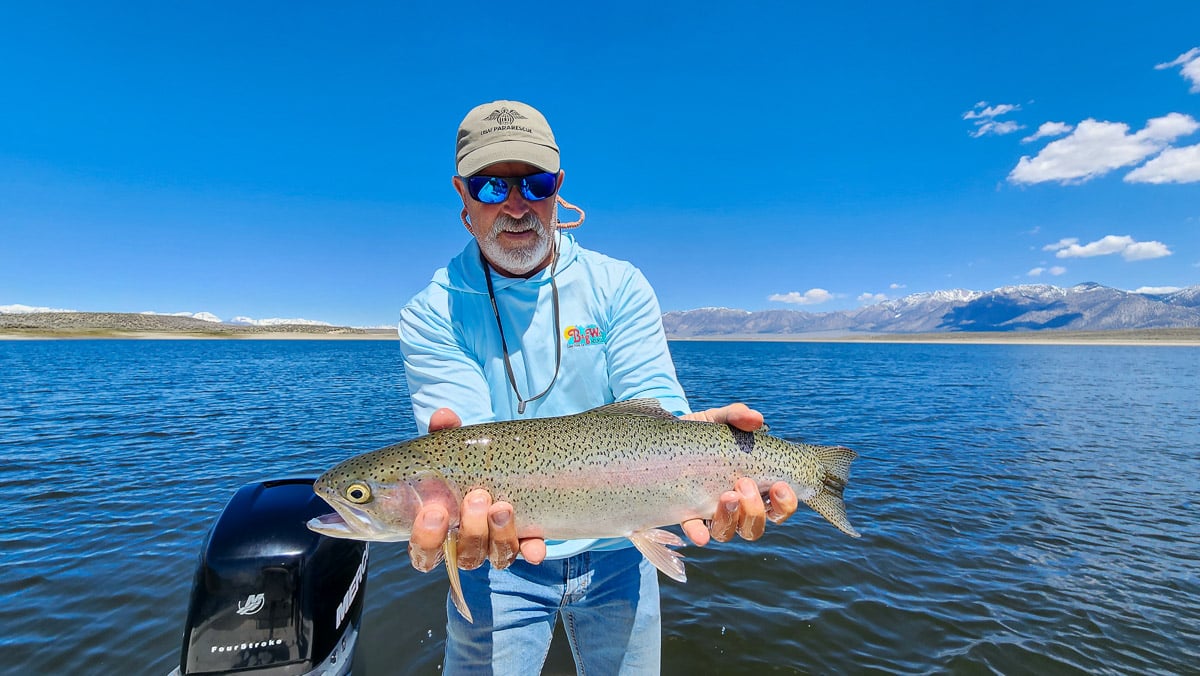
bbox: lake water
[1,339,1197,674]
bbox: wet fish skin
[307,398,859,621]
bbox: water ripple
[1,339,1197,674]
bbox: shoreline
[0,330,397,341]
[3,328,1199,346]
[668,329,1200,346]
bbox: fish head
[307,448,460,542]
[307,475,424,542]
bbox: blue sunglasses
[463,172,558,204]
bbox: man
[397,100,798,674]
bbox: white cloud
[1009,114,1199,184]
[1122,241,1173,261]
[971,120,1023,138]
[1124,143,1200,184]
[888,283,907,290]
[1156,47,1200,93]
[768,289,833,305]
[1022,121,1073,143]
[1043,238,1077,251]
[142,310,223,323]
[963,102,1020,120]
[857,292,888,304]
[1043,235,1172,261]
[1026,266,1067,277]
[0,303,77,314]
[1134,286,1182,294]
[964,101,1024,137]
[231,316,332,326]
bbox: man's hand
[407,408,547,573]
[679,403,800,546]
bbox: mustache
[491,213,546,237]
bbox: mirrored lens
[466,173,557,204]
[468,176,510,204]
[519,173,557,200]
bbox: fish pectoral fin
[628,528,688,583]
[442,531,474,623]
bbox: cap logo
[484,107,528,126]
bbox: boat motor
[171,478,368,676]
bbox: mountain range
[662,283,1200,337]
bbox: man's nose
[498,190,531,218]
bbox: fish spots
[313,403,855,541]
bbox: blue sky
[2,2,1198,327]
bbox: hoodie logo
[564,324,606,347]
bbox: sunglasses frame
[462,172,559,204]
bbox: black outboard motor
[171,478,368,676]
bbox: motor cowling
[174,478,367,676]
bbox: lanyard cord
[480,242,562,415]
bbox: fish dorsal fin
[585,398,677,419]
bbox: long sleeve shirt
[398,231,690,558]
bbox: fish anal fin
[586,399,677,419]
[443,531,474,623]
[629,528,688,583]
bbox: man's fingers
[681,518,711,547]
[408,505,449,572]
[456,489,491,570]
[428,407,462,432]
[725,403,764,432]
[735,478,766,541]
[766,481,799,524]
[681,403,764,432]
[519,538,547,565]
[709,491,740,543]
[487,502,519,570]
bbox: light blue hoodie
[398,231,691,559]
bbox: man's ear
[451,175,470,203]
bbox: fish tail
[805,445,860,538]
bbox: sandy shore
[0,312,398,340]
[0,329,397,340]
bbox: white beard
[479,210,555,275]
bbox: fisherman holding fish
[394,100,802,674]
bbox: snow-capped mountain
[662,283,1200,336]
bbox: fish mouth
[307,486,410,542]
[306,511,355,537]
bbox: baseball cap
[455,100,560,177]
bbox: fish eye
[345,483,371,504]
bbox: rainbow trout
[307,399,859,622]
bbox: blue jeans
[443,546,661,675]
